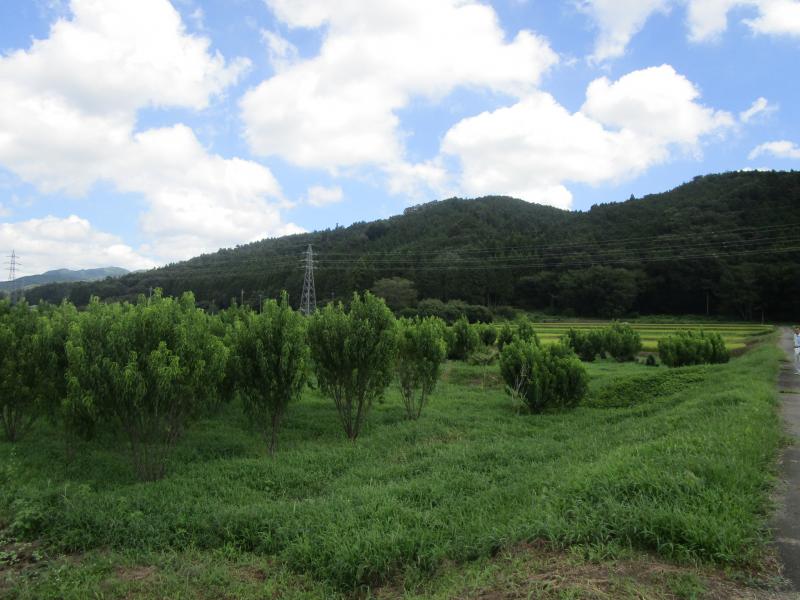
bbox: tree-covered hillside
[25,171,800,320]
[0,267,128,292]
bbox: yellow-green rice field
[516,321,773,352]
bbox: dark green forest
[23,171,800,320]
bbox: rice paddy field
[0,322,789,599]
[521,321,774,353]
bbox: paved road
[774,327,800,591]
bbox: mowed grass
[522,321,773,352]
[0,341,784,598]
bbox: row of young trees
[0,293,453,480]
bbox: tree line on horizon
[18,170,800,321]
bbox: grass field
[520,321,774,353]
[0,331,786,598]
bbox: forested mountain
[0,267,128,292]
[25,171,800,320]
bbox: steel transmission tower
[300,244,317,315]
[6,250,19,303]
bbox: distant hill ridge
[23,171,800,320]
[0,267,129,292]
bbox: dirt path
[773,327,800,591]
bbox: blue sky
[0,0,798,274]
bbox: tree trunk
[269,412,281,456]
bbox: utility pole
[300,244,317,315]
[6,250,19,304]
[241,289,245,308]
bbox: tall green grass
[0,344,782,592]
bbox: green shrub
[516,318,540,345]
[308,292,397,439]
[658,330,730,367]
[497,322,514,351]
[499,340,587,413]
[65,292,228,480]
[396,317,447,419]
[602,322,642,362]
[0,300,59,442]
[478,324,497,347]
[230,292,309,454]
[562,328,604,362]
[447,316,480,360]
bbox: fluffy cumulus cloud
[749,140,800,159]
[241,0,558,192]
[442,65,733,208]
[581,66,735,143]
[0,0,298,266]
[583,0,800,59]
[0,215,156,274]
[744,0,800,35]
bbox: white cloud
[305,185,344,207]
[744,0,800,35]
[685,0,741,41]
[749,140,800,159]
[2,0,248,116]
[442,65,733,208]
[739,97,777,122]
[0,215,156,273]
[583,0,800,60]
[0,0,299,267]
[241,0,558,192]
[686,0,800,40]
[582,65,734,144]
[579,0,671,62]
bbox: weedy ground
[0,333,791,599]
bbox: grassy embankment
[0,328,785,598]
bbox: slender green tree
[231,292,308,454]
[308,292,397,440]
[396,317,447,419]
